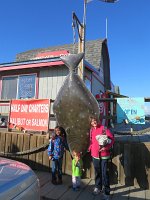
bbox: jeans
[92,157,110,195]
[51,157,63,181]
[72,176,81,189]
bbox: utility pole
[72,11,85,80]
[78,0,87,80]
[72,0,119,80]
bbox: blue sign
[17,74,36,99]
[117,98,145,124]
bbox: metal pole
[77,0,119,80]
[83,0,87,54]
[78,0,87,80]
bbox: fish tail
[60,53,84,72]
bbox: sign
[9,99,50,131]
[117,98,145,124]
[17,74,36,99]
[33,50,70,60]
[96,92,109,126]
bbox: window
[1,77,17,99]
[1,74,37,100]
[17,75,36,99]
[85,76,92,92]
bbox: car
[0,157,40,200]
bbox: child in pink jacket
[88,116,114,200]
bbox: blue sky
[0,0,150,100]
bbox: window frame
[84,75,92,92]
[0,73,38,100]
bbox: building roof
[0,38,111,90]
[16,39,107,70]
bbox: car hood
[0,157,39,199]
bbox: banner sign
[9,99,50,131]
[96,92,109,126]
[117,98,145,124]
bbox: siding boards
[36,136,44,170]
[47,69,53,99]
[29,134,37,169]
[38,66,68,100]
[11,133,18,159]
[22,134,30,165]
[38,66,68,129]
[0,132,6,154]
[39,69,48,98]
[5,133,12,156]
[42,136,50,171]
[0,105,10,114]
[51,67,58,100]
[17,134,24,160]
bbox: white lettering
[21,104,28,112]
[29,104,49,113]
[11,104,20,112]
[32,119,48,127]
[26,119,31,126]
[10,118,17,124]
[17,118,26,126]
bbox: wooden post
[78,26,85,80]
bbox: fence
[0,131,150,189]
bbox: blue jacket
[47,136,68,159]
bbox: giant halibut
[53,53,100,156]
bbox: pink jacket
[88,124,114,158]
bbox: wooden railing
[0,131,150,189]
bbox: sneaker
[51,180,57,185]
[72,187,78,191]
[75,186,80,191]
[92,187,101,195]
[102,194,110,200]
[57,179,62,185]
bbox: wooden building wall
[0,105,9,114]
[38,66,68,100]
[0,65,105,129]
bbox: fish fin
[66,127,71,135]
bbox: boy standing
[72,150,84,191]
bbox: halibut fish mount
[53,53,100,156]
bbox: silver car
[0,157,40,200]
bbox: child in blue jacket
[47,126,68,185]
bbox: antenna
[106,17,108,39]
